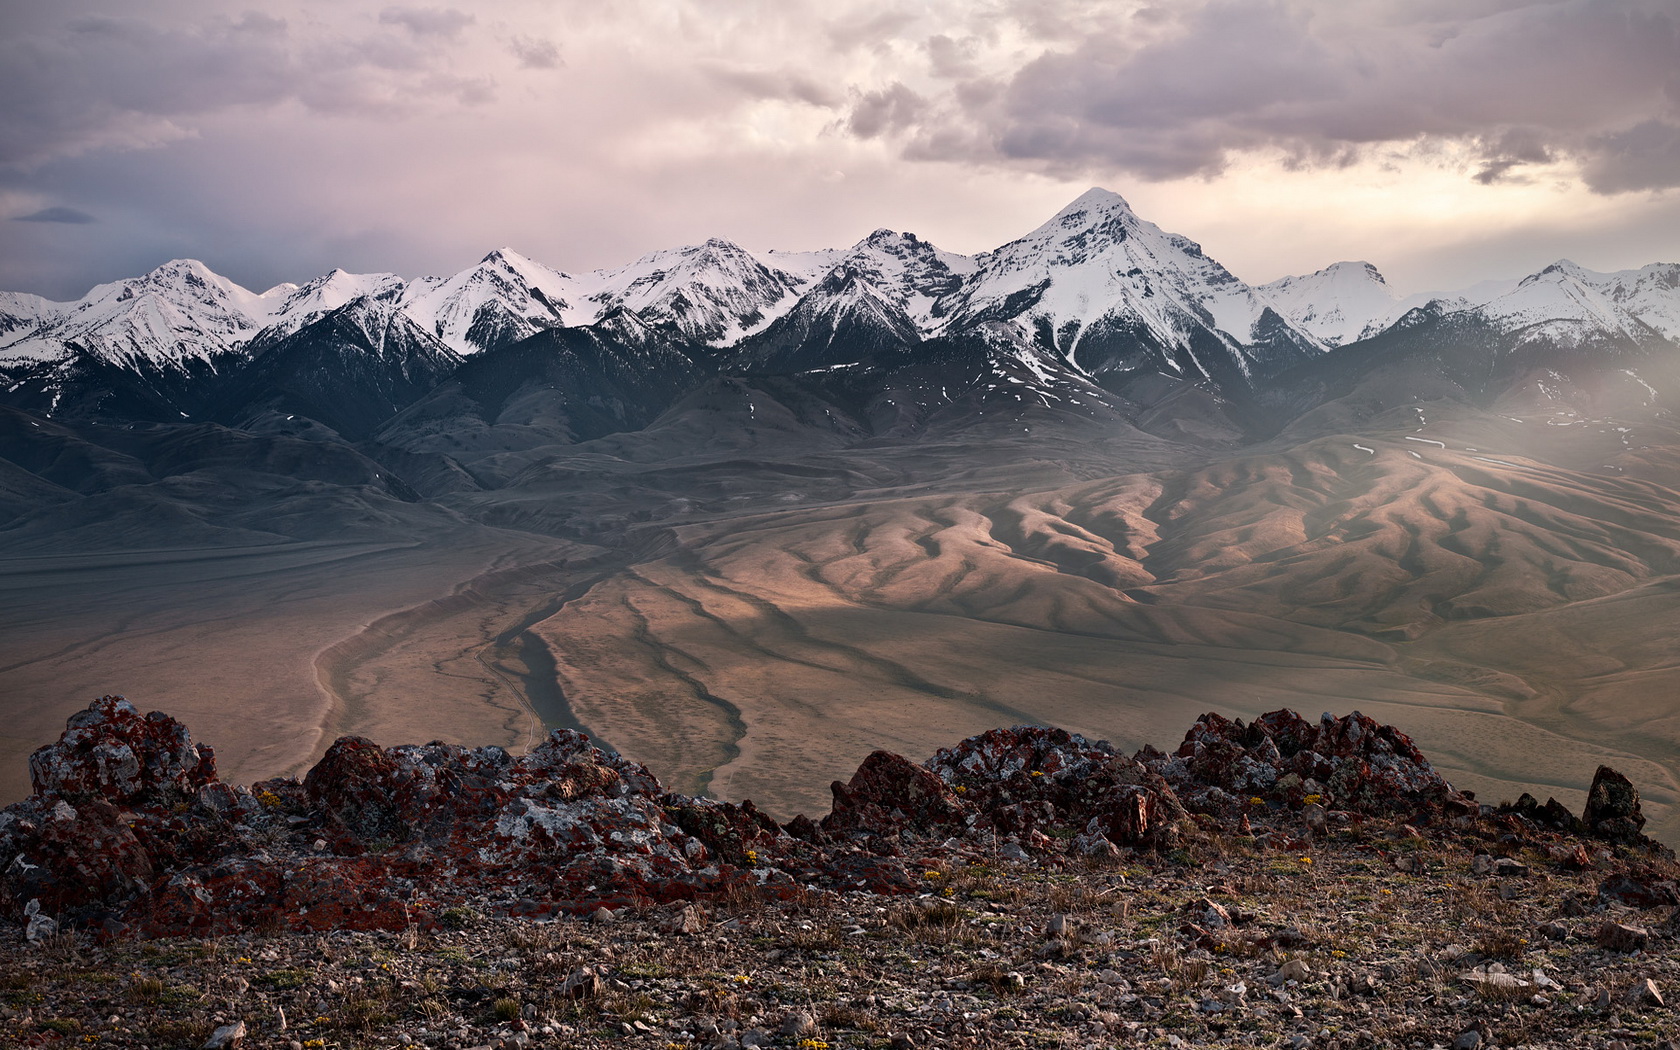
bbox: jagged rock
[1584,766,1647,842]
[28,696,215,805]
[2,699,1674,939]
[1505,792,1585,834]
[1154,710,1452,817]
[1627,977,1664,1007]
[824,750,966,839]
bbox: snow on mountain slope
[1569,262,1680,342]
[0,291,68,343]
[0,260,278,371]
[1261,262,1404,347]
[820,229,977,334]
[935,189,1321,382]
[1269,256,1680,353]
[263,268,406,338]
[731,265,923,374]
[582,238,814,346]
[1468,261,1670,350]
[400,249,587,354]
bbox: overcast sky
[3,0,1679,301]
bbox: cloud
[14,206,96,224]
[378,7,475,38]
[1,0,1676,303]
[0,5,490,168]
[510,36,561,70]
[707,66,844,109]
[1584,120,1680,193]
[842,0,1680,192]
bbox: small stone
[676,904,705,934]
[1269,957,1311,986]
[1470,853,1493,876]
[1185,897,1231,928]
[1491,857,1528,876]
[22,899,57,945]
[1628,977,1664,1006]
[590,906,616,924]
[1596,921,1650,952]
[559,967,602,1000]
[1301,802,1327,835]
[201,1021,247,1050]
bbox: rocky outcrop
[27,695,215,805]
[0,696,1667,938]
[1585,765,1648,843]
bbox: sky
[2,0,1679,302]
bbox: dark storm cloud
[0,5,487,168]
[14,206,96,224]
[1584,120,1680,193]
[854,0,1680,192]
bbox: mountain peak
[1320,260,1387,284]
[1061,186,1128,213]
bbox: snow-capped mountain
[1260,262,1404,347]
[731,264,923,374]
[4,188,1678,445]
[1264,259,1680,356]
[400,249,584,355]
[935,189,1322,385]
[218,295,460,438]
[583,238,814,347]
[0,259,286,372]
[263,268,405,336]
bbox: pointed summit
[1063,186,1135,213]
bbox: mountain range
[7,187,1677,450]
[6,188,1680,843]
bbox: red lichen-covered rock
[1,797,155,921]
[28,696,215,805]
[926,726,1185,848]
[304,736,415,847]
[1157,709,1453,816]
[824,750,967,839]
[663,797,787,867]
[1,699,1669,939]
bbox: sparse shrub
[1472,930,1528,961]
[129,975,166,1002]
